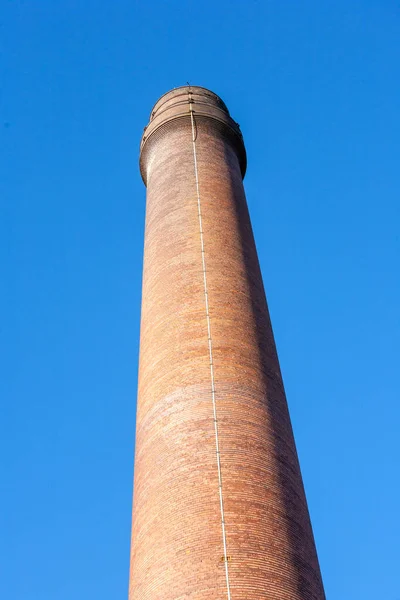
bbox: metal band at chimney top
[188,90,232,600]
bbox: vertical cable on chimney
[189,92,232,600]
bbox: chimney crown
[139,85,246,184]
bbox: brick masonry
[129,86,326,599]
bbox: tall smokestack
[129,86,325,600]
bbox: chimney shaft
[129,86,325,600]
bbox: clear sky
[1,1,399,598]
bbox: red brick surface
[129,87,325,600]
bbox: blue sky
[1,1,399,598]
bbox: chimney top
[140,85,246,184]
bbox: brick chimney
[129,86,325,600]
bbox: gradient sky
[1,2,399,599]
